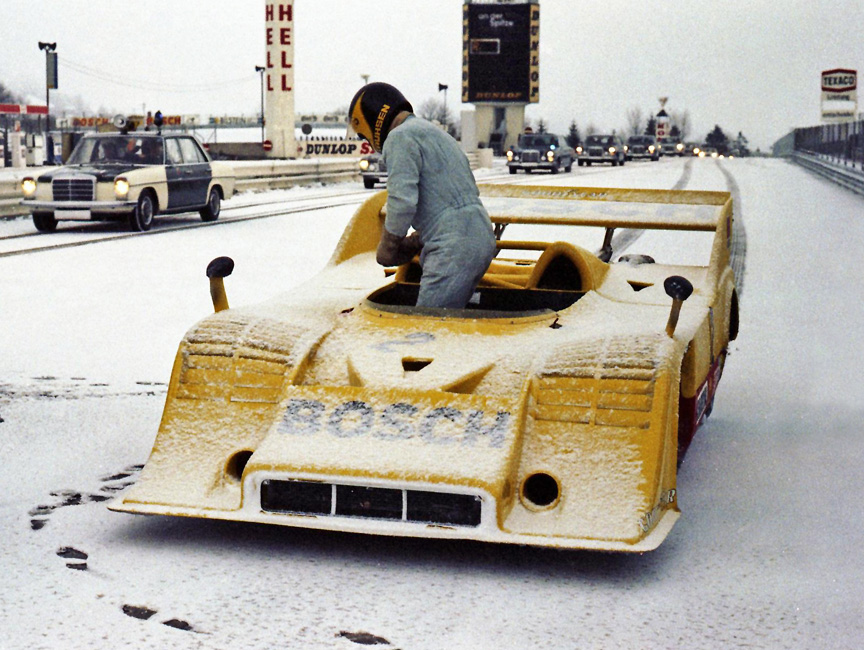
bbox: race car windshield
[586,136,614,146]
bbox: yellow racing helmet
[347,82,413,153]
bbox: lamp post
[38,41,57,162]
[438,83,449,127]
[255,66,266,143]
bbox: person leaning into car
[348,82,497,309]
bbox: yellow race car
[111,184,739,552]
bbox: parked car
[506,132,575,174]
[21,131,235,232]
[359,153,387,189]
[576,134,627,166]
[626,135,660,161]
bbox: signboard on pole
[462,1,539,104]
[821,68,857,122]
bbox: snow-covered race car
[111,184,739,552]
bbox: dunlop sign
[821,68,857,122]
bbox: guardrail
[792,150,864,197]
[0,159,362,219]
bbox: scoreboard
[462,1,539,104]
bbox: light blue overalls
[382,115,497,309]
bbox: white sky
[2,0,862,150]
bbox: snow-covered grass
[1,156,863,649]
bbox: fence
[794,119,864,171]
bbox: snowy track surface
[2,157,862,649]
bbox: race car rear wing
[328,184,733,272]
[477,184,732,232]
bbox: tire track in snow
[605,156,694,257]
[716,160,748,300]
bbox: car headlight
[359,159,370,171]
[576,146,583,154]
[648,145,655,152]
[546,151,555,162]
[676,143,684,151]
[21,177,37,197]
[693,147,701,154]
[608,147,616,154]
[699,151,706,157]
[506,150,514,161]
[114,177,130,198]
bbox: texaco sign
[821,68,857,122]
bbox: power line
[60,56,258,94]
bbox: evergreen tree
[537,118,547,134]
[644,116,657,136]
[566,120,581,148]
[705,125,730,154]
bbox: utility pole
[255,66,266,142]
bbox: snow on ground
[1,156,863,649]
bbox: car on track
[359,152,388,189]
[111,183,739,552]
[661,140,686,157]
[576,134,627,166]
[20,131,236,232]
[625,135,660,161]
[506,132,575,174]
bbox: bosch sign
[821,69,857,92]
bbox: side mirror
[664,275,693,337]
[206,256,234,313]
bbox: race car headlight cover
[608,147,616,154]
[21,177,37,197]
[358,159,370,171]
[114,177,130,198]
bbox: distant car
[506,132,575,174]
[699,146,719,159]
[661,140,686,157]
[359,153,387,189]
[626,135,660,161]
[21,131,235,232]
[576,134,627,166]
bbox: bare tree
[671,110,691,141]
[585,123,598,136]
[417,98,455,136]
[626,106,643,137]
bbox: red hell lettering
[266,28,273,45]
[267,75,274,91]
[265,4,273,21]
[282,75,291,92]
[267,51,273,68]
[279,4,292,21]
[281,52,292,68]
[280,27,291,46]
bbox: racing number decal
[277,397,510,448]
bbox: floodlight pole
[38,41,57,136]
[255,66,266,142]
